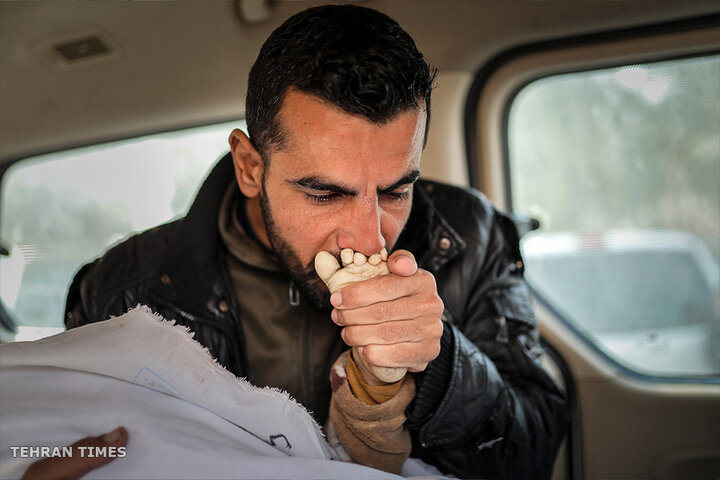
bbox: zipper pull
[495,316,509,343]
[288,281,300,307]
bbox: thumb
[387,249,418,277]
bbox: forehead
[267,90,426,182]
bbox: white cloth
[0,307,445,479]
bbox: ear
[229,129,263,198]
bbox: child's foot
[315,248,389,294]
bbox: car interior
[1,1,719,478]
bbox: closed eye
[382,190,410,201]
[304,192,343,204]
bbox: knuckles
[341,326,358,346]
[377,320,416,343]
[371,299,400,321]
[349,319,443,369]
[363,339,441,370]
[342,316,442,348]
[422,293,444,318]
[361,344,383,366]
[334,263,445,370]
[340,266,437,304]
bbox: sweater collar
[217,179,281,272]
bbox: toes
[314,251,340,282]
[353,252,367,266]
[317,248,390,291]
[341,248,355,266]
[338,248,386,269]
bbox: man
[60,4,567,479]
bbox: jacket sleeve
[406,209,569,479]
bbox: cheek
[270,198,335,253]
[380,203,412,248]
[283,211,333,241]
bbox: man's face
[258,90,426,311]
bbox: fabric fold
[1,307,443,479]
[326,350,416,474]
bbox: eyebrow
[379,170,421,194]
[290,169,420,196]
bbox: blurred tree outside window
[0,121,243,341]
[508,55,719,378]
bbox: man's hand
[330,249,444,374]
[22,427,127,480]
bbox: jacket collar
[159,153,236,293]
[397,181,466,272]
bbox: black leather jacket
[65,153,567,479]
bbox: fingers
[23,427,127,480]
[332,287,443,325]
[319,247,443,372]
[331,267,436,311]
[353,333,443,371]
[341,314,443,346]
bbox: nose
[337,198,386,256]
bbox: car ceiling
[1,0,718,164]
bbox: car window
[507,55,719,378]
[0,121,243,342]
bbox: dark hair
[245,4,436,157]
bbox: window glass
[0,121,243,341]
[508,55,719,377]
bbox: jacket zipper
[495,316,509,343]
[288,281,300,306]
[302,310,313,409]
[290,280,313,408]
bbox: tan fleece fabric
[346,350,403,405]
[218,182,345,424]
[327,351,415,474]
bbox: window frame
[0,118,244,340]
[0,115,244,228]
[465,13,720,384]
[466,18,720,479]
[465,14,720,210]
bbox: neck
[245,196,272,251]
